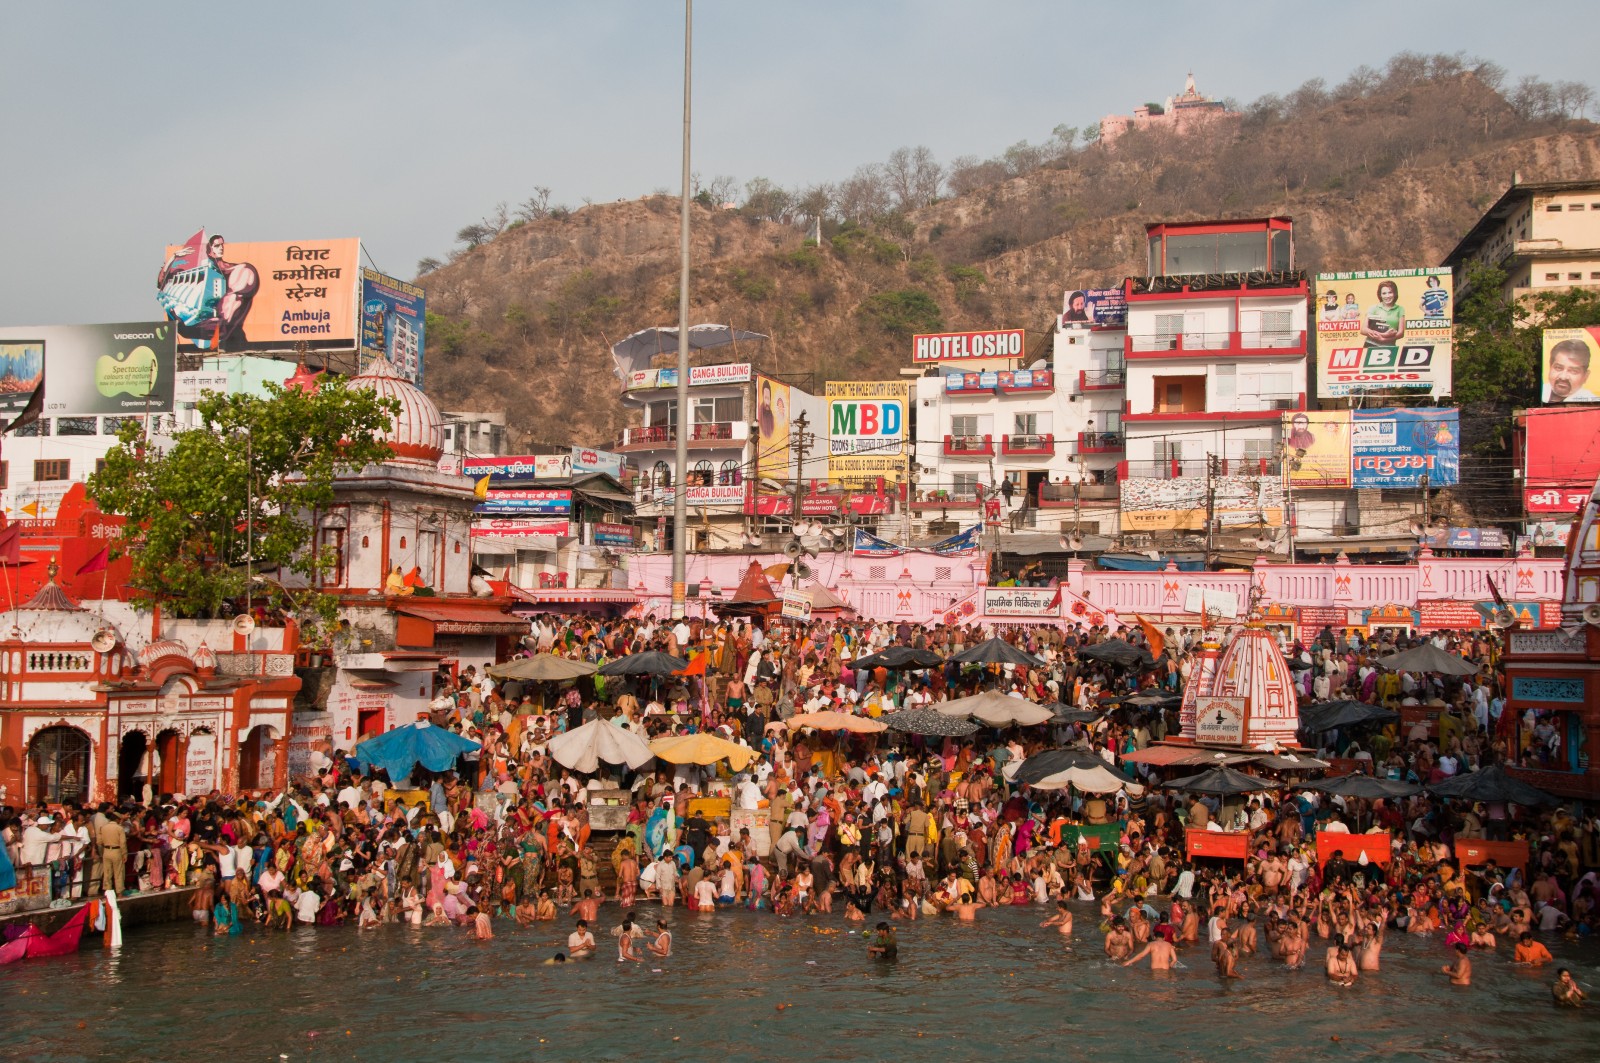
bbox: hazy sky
[3,1,1594,326]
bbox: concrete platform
[0,886,200,937]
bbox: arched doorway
[238,725,279,791]
[29,726,91,805]
[118,730,149,801]
[154,729,184,797]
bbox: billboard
[826,381,909,485]
[1540,327,1600,404]
[912,328,1026,362]
[1314,267,1453,397]
[570,446,624,479]
[1119,475,1284,531]
[1060,287,1127,329]
[1350,408,1459,489]
[0,322,175,417]
[464,455,568,484]
[472,488,571,516]
[157,230,360,353]
[1194,696,1247,744]
[944,368,1052,393]
[1283,410,1351,488]
[755,374,792,480]
[360,269,425,387]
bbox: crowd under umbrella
[546,719,656,774]
[949,636,1044,668]
[881,707,981,737]
[1426,763,1560,806]
[350,721,481,784]
[1305,774,1421,800]
[1377,643,1480,676]
[486,653,599,683]
[934,689,1055,727]
[1076,639,1155,668]
[597,650,690,676]
[648,732,758,772]
[1163,764,1278,796]
[1299,699,1400,733]
[852,646,945,671]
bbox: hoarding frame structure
[912,328,1027,363]
[1314,267,1453,398]
[1059,287,1128,329]
[755,374,793,480]
[1283,410,1352,489]
[1350,408,1459,489]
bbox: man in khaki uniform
[97,812,128,895]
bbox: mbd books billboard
[1314,267,1452,397]
[826,381,908,485]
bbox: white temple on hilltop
[1099,72,1240,144]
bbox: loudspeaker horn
[233,613,257,635]
[90,629,117,653]
[1584,603,1600,627]
[794,560,814,581]
[783,539,804,559]
[1489,607,1517,629]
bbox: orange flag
[1137,616,1167,659]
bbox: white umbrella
[934,689,1055,727]
[546,719,656,774]
[1029,765,1144,795]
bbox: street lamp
[670,0,694,619]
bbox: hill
[416,60,1600,451]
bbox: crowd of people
[1,613,1594,1004]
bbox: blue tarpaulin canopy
[350,721,480,782]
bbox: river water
[2,904,1595,1062]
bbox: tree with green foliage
[859,289,942,339]
[1452,262,1600,406]
[87,381,400,629]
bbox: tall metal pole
[670,0,694,620]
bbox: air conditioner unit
[1270,398,1295,411]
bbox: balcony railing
[1078,431,1124,454]
[1126,330,1305,356]
[619,421,746,449]
[1078,368,1126,391]
[1001,433,1054,456]
[943,434,995,457]
[1121,457,1283,480]
[1039,480,1118,505]
[1129,393,1304,418]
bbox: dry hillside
[417,66,1600,450]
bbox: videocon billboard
[0,321,175,416]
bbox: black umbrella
[1377,643,1479,676]
[1123,691,1181,708]
[852,646,945,670]
[1284,656,1314,672]
[1077,639,1154,668]
[1426,764,1559,806]
[1013,748,1134,786]
[949,637,1044,667]
[881,707,980,737]
[1163,765,1278,796]
[1300,700,1400,732]
[1305,774,1420,800]
[598,651,689,676]
[1046,704,1102,724]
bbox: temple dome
[350,356,443,467]
[1211,626,1300,750]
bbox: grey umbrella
[1300,700,1399,732]
[1046,704,1102,724]
[881,707,981,737]
[1163,765,1278,796]
[950,637,1044,667]
[598,651,689,676]
[1426,764,1559,806]
[487,654,599,682]
[853,646,945,670]
[1377,643,1479,676]
[1305,775,1420,800]
[1077,639,1154,668]
[1013,748,1134,786]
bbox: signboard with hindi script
[1194,697,1246,744]
[159,231,361,353]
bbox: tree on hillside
[88,382,399,629]
[884,145,943,211]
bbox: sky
[2,0,1595,326]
